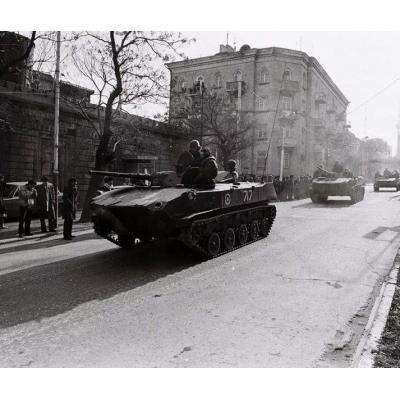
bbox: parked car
[2,182,63,220]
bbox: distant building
[167,44,352,176]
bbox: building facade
[167,44,351,177]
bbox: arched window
[196,75,204,84]
[258,68,269,84]
[283,68,292,80]
[215,72,222,88]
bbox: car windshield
[3,184,19,198]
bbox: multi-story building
[167,44,350,176]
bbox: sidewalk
[0,211,93,242]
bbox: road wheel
[250,220,259,240]
[260,217,271,236]
[223,228,235,250]
[117,234,134,248]
[207,232,221,257]
[374,185,378,192]
[238,224,248,245]
[320,195,328,202]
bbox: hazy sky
[177,31,400,154]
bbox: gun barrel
[90,170,152,180]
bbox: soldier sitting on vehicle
[332,161,344,174]
[221,159,239,183]
[181,147,218,189]
[383,168,392,178]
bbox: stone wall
[0,82,188,203]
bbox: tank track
[180,204,276,259]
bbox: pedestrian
[281,177,288,201]
[18,179,37,237]
[36,176,56,233]
[294,177,301,200]
[288,175,294,200]
[0,174,8,229]
[63,177,78,240]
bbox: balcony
[276,137,297,148]
[315,93,327,105]
[279,80,299,97]
[278,109,297,125]
[226,81,246,96]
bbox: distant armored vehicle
[310,174,365,204]
[90,170,277,258]
[373,177,399,192]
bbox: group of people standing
[273,175,313,202]
[0,174,78,240]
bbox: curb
[352,253,400,367]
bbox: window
[181,81,186,92]
[215,73,222,88]
[282,127,292,138]
[284,152,290,169]
[283,68,292,80]
[258,68,269,84]
[257,97,267,111]
[281,96,292,111]
[256,151,267,172]
[256,126,268,139]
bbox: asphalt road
[1,186,400,367]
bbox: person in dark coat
[63,177,78,240]
[0,174,7,229]
[18,179,37,237]
[36,176,56,233]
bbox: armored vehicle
[90,170,277,258]
[373,177,399,192]
[310,176,365,204]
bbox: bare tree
[70,31,190,221]
[171,90,254,168]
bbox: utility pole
[53,31,61,227]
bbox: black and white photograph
[2,0,400,398]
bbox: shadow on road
[0,240,201,329]
[363,225,400,240]
[0,231,96,255]
[291,199,353,209]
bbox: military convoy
[90,170,277,258]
